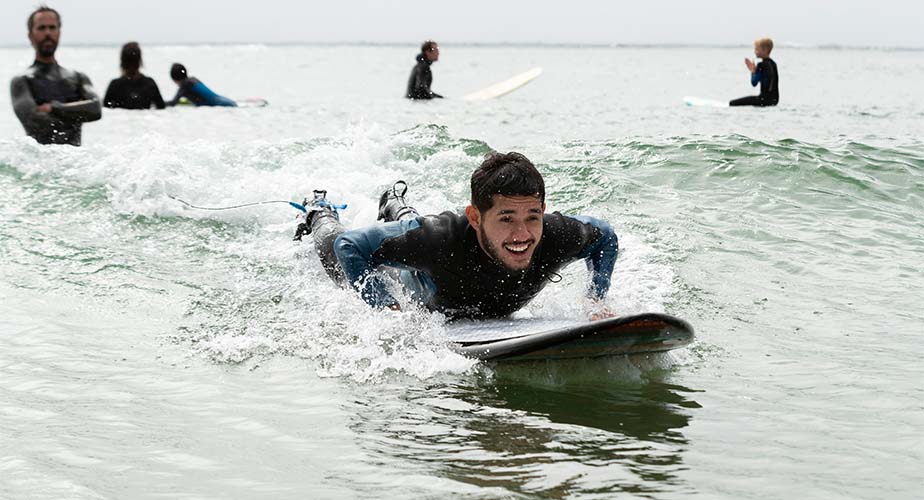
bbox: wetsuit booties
[378,181,420,222]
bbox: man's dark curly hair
[470,152,545,212]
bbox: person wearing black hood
[10,6,101,146]
[405,40,443,100]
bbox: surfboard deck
[683,96,729,108]
[175,97,268,107]
[463,67,543,101]
[237,98,269,108]
[448,313,694,362]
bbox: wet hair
[170,63,187,81]
[27,5,61,31]
[755,37,774,54]
[471,152,545,212]
[421,40,438,54]
[120,42,142,75]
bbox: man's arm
[571,216,619,299]
[10,76,56,128]
[750,61,765,87]
[333,218,423,308]
[51,72,101,122]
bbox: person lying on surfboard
[729,37,779,107]
[294,152,619,321]
[405,40,443,100]
[165,63,237,107]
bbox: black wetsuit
[730,57,779,107]
[405,54,443,100]
[103,74,165,110]
[305,207,618,320]
[166,78,236,107]
[10,61,102,146]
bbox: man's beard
[479,224,531,273]
[38,39,57,58]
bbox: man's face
[426,46,440,62]
[29,12,60,58]
[466,195,545,271]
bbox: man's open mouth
[503,242,532,254]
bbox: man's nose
[510,222,531,240]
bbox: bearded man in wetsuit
[730,37,779,107]
[10,6,101,146]
[295,152,619,320]
[405,40,443,100]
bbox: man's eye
[499,217,512,223]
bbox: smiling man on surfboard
[295,152,620,321]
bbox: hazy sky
[3,0,923,48]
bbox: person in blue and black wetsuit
[730,37,779,107]
[165,63,236,107]
[294,152,620,321]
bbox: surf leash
[167,195,346,214]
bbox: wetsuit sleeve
[166,81,191,106]
[333,219,424,308]
[50,72,101,122]
[10,75,56,128]
[570,216,619,299]
[103,80,116,108]
[150,79,165,109]
[751,61,766,87]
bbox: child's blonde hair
[754,37,774,53]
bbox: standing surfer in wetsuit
[730,37,779,107]
[405,40,443,100]
[10,6,101,146]
[103,42,165,110]
[165,63,237,107]
[295,152,619,321]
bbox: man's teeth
[504,243,529,253]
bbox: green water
[1,45,922,499]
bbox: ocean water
[1,45,922,499]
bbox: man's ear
[465,205,481,229]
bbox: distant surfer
[10,6,102,146]
[730,37,779,107]
[166,63,237,107]
[295,152,619,320]
[405,40,443,100]
[103,42,165,110]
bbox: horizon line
[0,41,922,51]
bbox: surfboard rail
[451,313,694,362]
[463,67,543,101]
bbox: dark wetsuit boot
[377,181,420,222]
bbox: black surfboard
[448,313,694,362]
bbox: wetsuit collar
[416,53,432,66]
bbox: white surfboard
[683,96,728,108]
[463,67,543,101]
